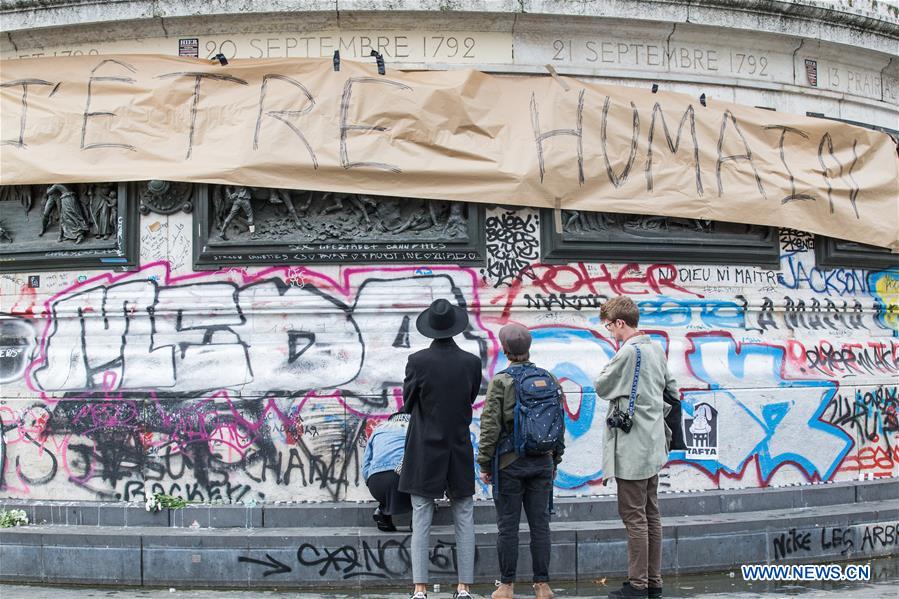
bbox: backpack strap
[626,346,642,419]
[494,366,521,457]
[492,366,517,498]
[512,369,523,455]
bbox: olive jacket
[594,335,678,481]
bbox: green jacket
[594,335,678,481]
[477,361,566,474]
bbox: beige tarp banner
[2,54,898,251]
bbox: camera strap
[627,346,642,418]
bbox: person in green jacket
[478,323,564,599]
[596,296,678,599]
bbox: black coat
[398,338,482,499]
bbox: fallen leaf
[593,578,608,586]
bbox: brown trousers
[616,475,662,590]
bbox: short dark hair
[600,296,640,327]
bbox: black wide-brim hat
[415,298,469,339]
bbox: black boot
[608,582,649,598]
[619,582,662,597]
[372,508,396,532]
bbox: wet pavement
[2,556,897,598]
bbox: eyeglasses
[603,321,616,331]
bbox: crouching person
[596,297,678,599]
[478,324,565,599]
[362,412,412,532]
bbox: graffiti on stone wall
[1,227,898,501]
[779,229,815,253]
[1,262,496,501]
[238,536,465,580]
[779,253,874,297]
[27,262,491,400]
[15,386,355,502]
[790,338,899,379]
[678,332,852,484]
[824,385,898,479]
[491,261,699,321]
[683,401,718,459]
[482,209,539,287]
[868,269,899,335]
[0,316,34,383]
[637,296,746,329]
[771,521,899,561]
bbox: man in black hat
[399,298,482,599]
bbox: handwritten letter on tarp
[1,55,897,250]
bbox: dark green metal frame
[539,209,781,266]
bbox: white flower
[145,495,161,513]
[0,509,29,527]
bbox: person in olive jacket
[399,298,483,599]
[478,323,564,599]
[596,296,678,599]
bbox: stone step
[1,478,894,529]
[2,497,897,588]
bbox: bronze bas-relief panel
[0,183,118,248]
[542,209,780,266]
[210,187,470,243]
[195,186,484,267]
[0,182,138,272]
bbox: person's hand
[479,471,492,485]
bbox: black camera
[607,408,633,433]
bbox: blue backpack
[499,364,565,457]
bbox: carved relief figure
[564,210,591,233]
[563,210,619,233]
[392,201,431,234]
[90,186,117,239]
[0,221,12,243]
[78,185,93,229]
[0,185,34,213]
[321,192,377,224]
[372,198,405,232]
[443,202,467,238]
[39,184,90,244]
[264,187,302,226]
[219,186,255,240]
